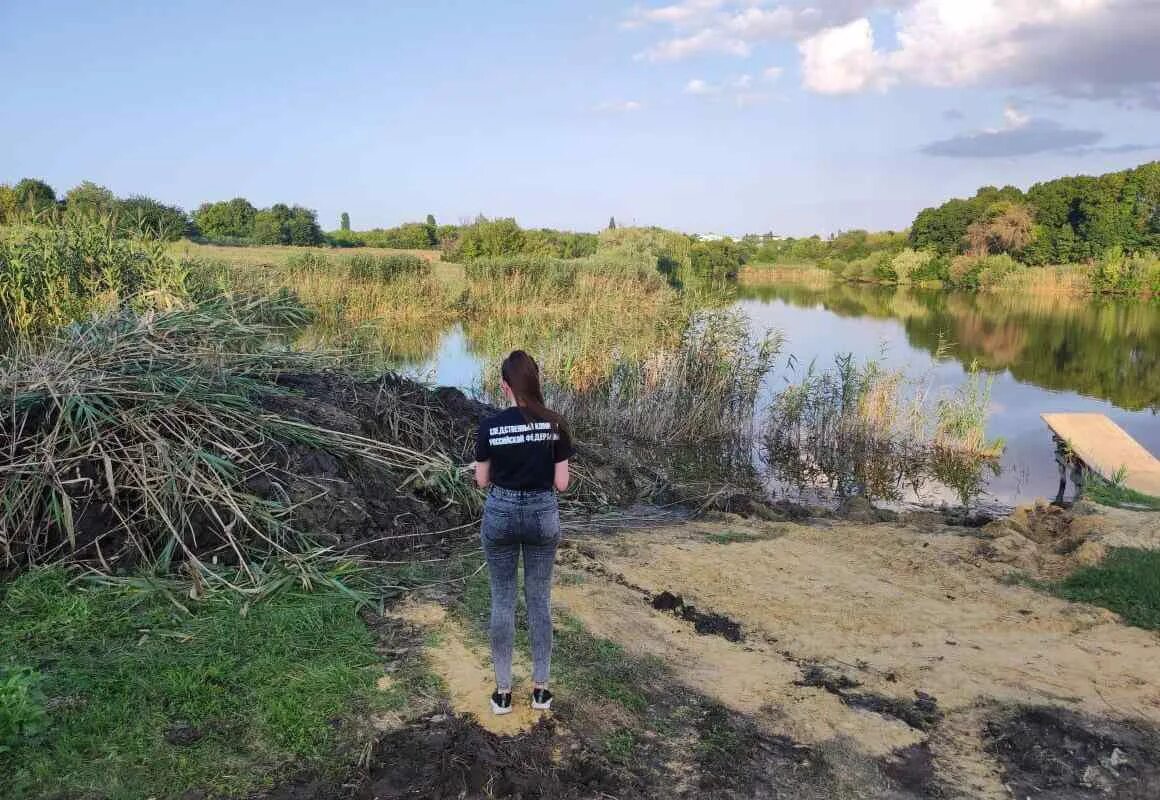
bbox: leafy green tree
[447,217,526,261]
[253,207,289,244]
[286,206,322,246]
[690,239,745,281]
[425,213,437,246]
[116,195,189,240]
[64,181,117,219]
[13,178,56,213]
[340,212,350,231]
[193,198,257,240]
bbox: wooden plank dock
[1042,413,1160,498]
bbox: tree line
[909,161,1160,263]
[0,178,326,246]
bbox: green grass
[0,568,391,799]
[603,728,637,763]
[1052,548,1160,630]
[705,529,762,545]
[1083,475,1160,510]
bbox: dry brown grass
[740,263,833,287]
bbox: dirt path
[554,514,1160,798]
[390,599,549,737]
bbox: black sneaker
[491,691,513,715]
[531,688,553,710]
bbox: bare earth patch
[555,513,1160,798]
[390,599,547,736]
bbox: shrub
[0,666,48,754]
[975,254,1021,288]
[1091,246,1159,295]
[889,249,934,285]
[346,252,428,282]
[445,218,526,261]
[947,254,983,288]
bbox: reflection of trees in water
[739,283,1160,412]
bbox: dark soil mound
[261,712,629,800]
[261,372,494,559]
[985,705,1160,799]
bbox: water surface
[391,282,1159,507]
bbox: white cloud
[595,99,644,112]
[638,28,751,61]
[799,18,889,94]
[626,0,1160,106]
[762,66,784,82]
[685,78,716,94]
[1001,104,1031,130]
[732,73,754,89]
[625,0,728,29]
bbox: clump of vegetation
[193,197,323,246]
[554,309,781,444]
[346,252,429,282]
[1090,246,1160,295]
[1083,474,1160,510]
[763,354,1002,503]
[0,665,48,755]
[885,248,935,285]
[1053,548,1160,630]
[0,298,454,574]
[0,218,189,338]
[0,567,394,798]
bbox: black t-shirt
[474,407,574,491]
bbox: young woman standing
[473,350,572,715]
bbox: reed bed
[552,309,782,444]
[763,355,1002,503]
[740,263,833,287]
[0,218,189,339]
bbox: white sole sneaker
[491,699,513,715]
[531,693,553,710]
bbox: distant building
[694,232,727,242]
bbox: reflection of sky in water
[401,325,486,394]
[401,297,1158,508]
[738,296,1159,507]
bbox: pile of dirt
[261,712,626,800]
[260,371,665,559]
[985,705,1160,798]
[972,498,1160,578]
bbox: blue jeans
[480,486,560,692]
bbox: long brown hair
[501,350,567,436]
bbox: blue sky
[2,0,1159,236]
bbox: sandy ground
[552,512,1160,799]
[390,598,550,736]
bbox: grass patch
[1083,475,1160,510]
[603,728,637,763]
[0,567,391,799]
[705,529,762,545]
[1052,548,1160,630]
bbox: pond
[392,281,1160,508]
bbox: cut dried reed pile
[0,297,461,574]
